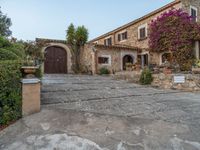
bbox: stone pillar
[21,78,41,116]
[194,41,200,59]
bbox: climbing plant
[149,9,200,71]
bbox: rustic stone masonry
[89,0,200,66]
[152,73,200,91]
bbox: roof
[94,44,142,52]
[36,38,67,44]
[89,0,181,43]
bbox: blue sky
[0,0,173,41]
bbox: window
[118,31,128,41]
[138,24,147,40]
[98,55,111,65]
[104,37,112,46]
[190,6,198,22]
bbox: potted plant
[192,59,200,74]
[21,55,39,78]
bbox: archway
[44,46,67,74]
[123,55,134,70]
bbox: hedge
[0,60,22,125]
[0,48,20,60]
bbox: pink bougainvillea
[149,9,200,70]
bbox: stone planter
[192,67,200,74]
[21,66,38,78]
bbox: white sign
[174,76,185,83]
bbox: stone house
[37,0,200,74]
[86,0,200,74]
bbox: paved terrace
[1,74,200,150]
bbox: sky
[0,0,174,41]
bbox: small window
[118,31,128,41]
[138,24,147,40]
[104,37,112,46]
[190,6,198,22]
[139,28,146,39]
[98,56,111,65]
[118,34,121,41]
[122,32,127,40]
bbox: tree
[149,9,200,71]
[66,23,88,72]
[0,8,12,37]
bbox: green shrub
[99,67,110,75]
[0,48,20,60]
[140,68,153,85]
[6,43,25,58]
[35,65,43,78]
[0,60,22,125]
[0,36,11,48]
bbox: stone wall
[93,1,181,66]
[152,73,200,91]
[181,0,200,23]
[96,48,137,73]
[80,44,96,74]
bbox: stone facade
[80,44,138,74]
[89,0,200,66]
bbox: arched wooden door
[44,46,67,74]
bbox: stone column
[21,78,41,116]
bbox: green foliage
[0,60,22,125]
[35,65,43,78]
[75,26,89,46]
[194,59,200,68]
[0,8,12,37]
[66,23,89,73]
[0,36,11,47]
[0,36,25,60]
[66,23,75,45]
[0,48,19,60]
[23,41,43,61]
[140,68,153,85]
[99,67,110,75]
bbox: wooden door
[44,46,67,74]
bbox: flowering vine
[149,9,200,70]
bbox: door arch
[44,46,67,74]
[123,55,134,70]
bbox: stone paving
[1,74,200,150]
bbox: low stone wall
[113,71,141,83]
[152,73,200,91]
[113,71,200,91]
